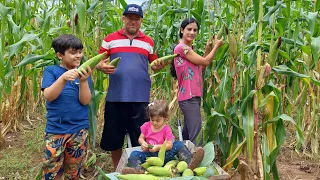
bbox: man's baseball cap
[123,4,143,18]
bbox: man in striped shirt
[96,4,166,170]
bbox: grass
[0,116,45,179]
[0,110,114,179]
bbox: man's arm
[96,37,116,74]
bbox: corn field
[0,0,319,179]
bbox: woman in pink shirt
[122,100,204,174]
[170,18,223,145]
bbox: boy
[41,34,92,179]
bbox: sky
[125,0,145,5]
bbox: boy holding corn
[96,4,167,170]
[122,100,204,174]
[41,34,93,179]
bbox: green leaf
[316,0,320,11]
[86,0,99,14]
[307,12,317,36]
[240,90,257,113]
[15,54,47,67]
[259,91,279,108]
[252,0,259,22]
[263,2,282,22]
[0,2,12,18]
[75,0,86,31]
[272,65,309,78]
[119,0,127,8]
[278,50,290,60]
[96,166,118,180]
[311,37,320,65]
[262,134,271,178]
[245,23,257,40]
[199,142,215,167]
[281,37,304,47]
[223,139,246,169]
[8,33,40,57]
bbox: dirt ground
[1,117,320,179]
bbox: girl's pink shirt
[174,43,203,101]
[140,121,174,145]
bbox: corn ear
[77,52,106,72]
[141,162,151,169]
[225,27,237,60]
[149,54,179,67]
[158,140,167,165]
[176,161,188,173]
[216,24,225,39]
[182,168,194,176]
[147,166,173,177]
[164,160,179,169]
[145,157,163,167]
[115,174,160,180]
[193,167,207,176]
[109,57,121,68]
[267,37,282,66]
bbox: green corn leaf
[223,139,246,169]
[86,0,99,14]
[199,142,214,167]
[8,33,40,57]
[307,12,317,36]
[262,134,271,179]
[75,0,85,33]
[263,2,282,22]
[252,0,259,22]
[272,65,309,78]
[311,37,320,65]
[316,0,320,11]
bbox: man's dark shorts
[100,102,149,151]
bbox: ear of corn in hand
[216,24,225,39]
[77,52,106,72]
[149,54,179,67]
[109,57,121,68]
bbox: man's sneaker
[188,147,205,170]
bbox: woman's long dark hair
[170,18,199,79]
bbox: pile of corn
[116,141,219,180]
